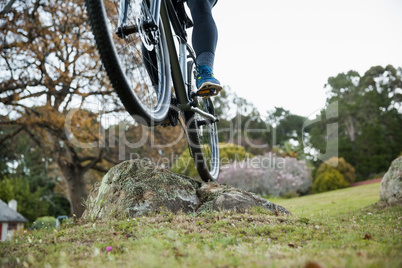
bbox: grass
[1,183,401,268]
[271,183,382,218]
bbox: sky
[208,0,402,118]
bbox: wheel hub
[135,2,159,50]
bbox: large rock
[82,159,290,220]
[380,157,402,205]
[82,159,200,219]
[197,183,290,214]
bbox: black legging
[143,0,218,85]
[187,0,218,59]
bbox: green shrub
[312,166,349,193]
[219,143,253,165]
[316,157,356,184]
[31,216,56,230]
[171,148,195,177]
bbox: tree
[121,123,188,166]
[309,65,402,179]
[0,177,50,224]
[267,107,307,146]
[0,125,71,216]
[0,0,121,216]
[266,107,309,160]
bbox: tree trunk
[58,159,88,218]
[345,116,356,141]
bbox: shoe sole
[197,82,223,99]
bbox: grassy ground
[271,183,382,218]
[1,183,401,268]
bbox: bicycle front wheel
[184,62,220,182]
[86,0,171,125]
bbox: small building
[0,199,28,241]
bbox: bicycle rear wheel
[86,0,171,125]
[184,61,220,182]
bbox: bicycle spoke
[101,0,167,111]
[86,0,171,125]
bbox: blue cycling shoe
[196,65,223,98]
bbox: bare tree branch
[103,155,119,165]
[23,128,42,147]
[89,165,109,173]
[0,125,24,145]
[82,148,104,173]
[0,0,17,15]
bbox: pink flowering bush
[218,153,312,197]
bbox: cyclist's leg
[187,0,222,96]
[187,0,218,70]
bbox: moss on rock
[82,159,291,221]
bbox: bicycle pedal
[196,88,216,98]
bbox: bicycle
[85,0,220,181]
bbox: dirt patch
[350,178,382,187]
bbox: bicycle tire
[85,0,171,126]
[184,61,220,182]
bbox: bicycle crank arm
[189,107,219,122]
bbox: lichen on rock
[197,183,290,214]
[82,159,290,220]
[380,156,402,206]
[82,159,200,220]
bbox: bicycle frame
[160,0,190,109]
[118,0,218,121]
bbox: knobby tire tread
[184,110,219,182]
[85,0,170,126]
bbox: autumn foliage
[0,0,120,216]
